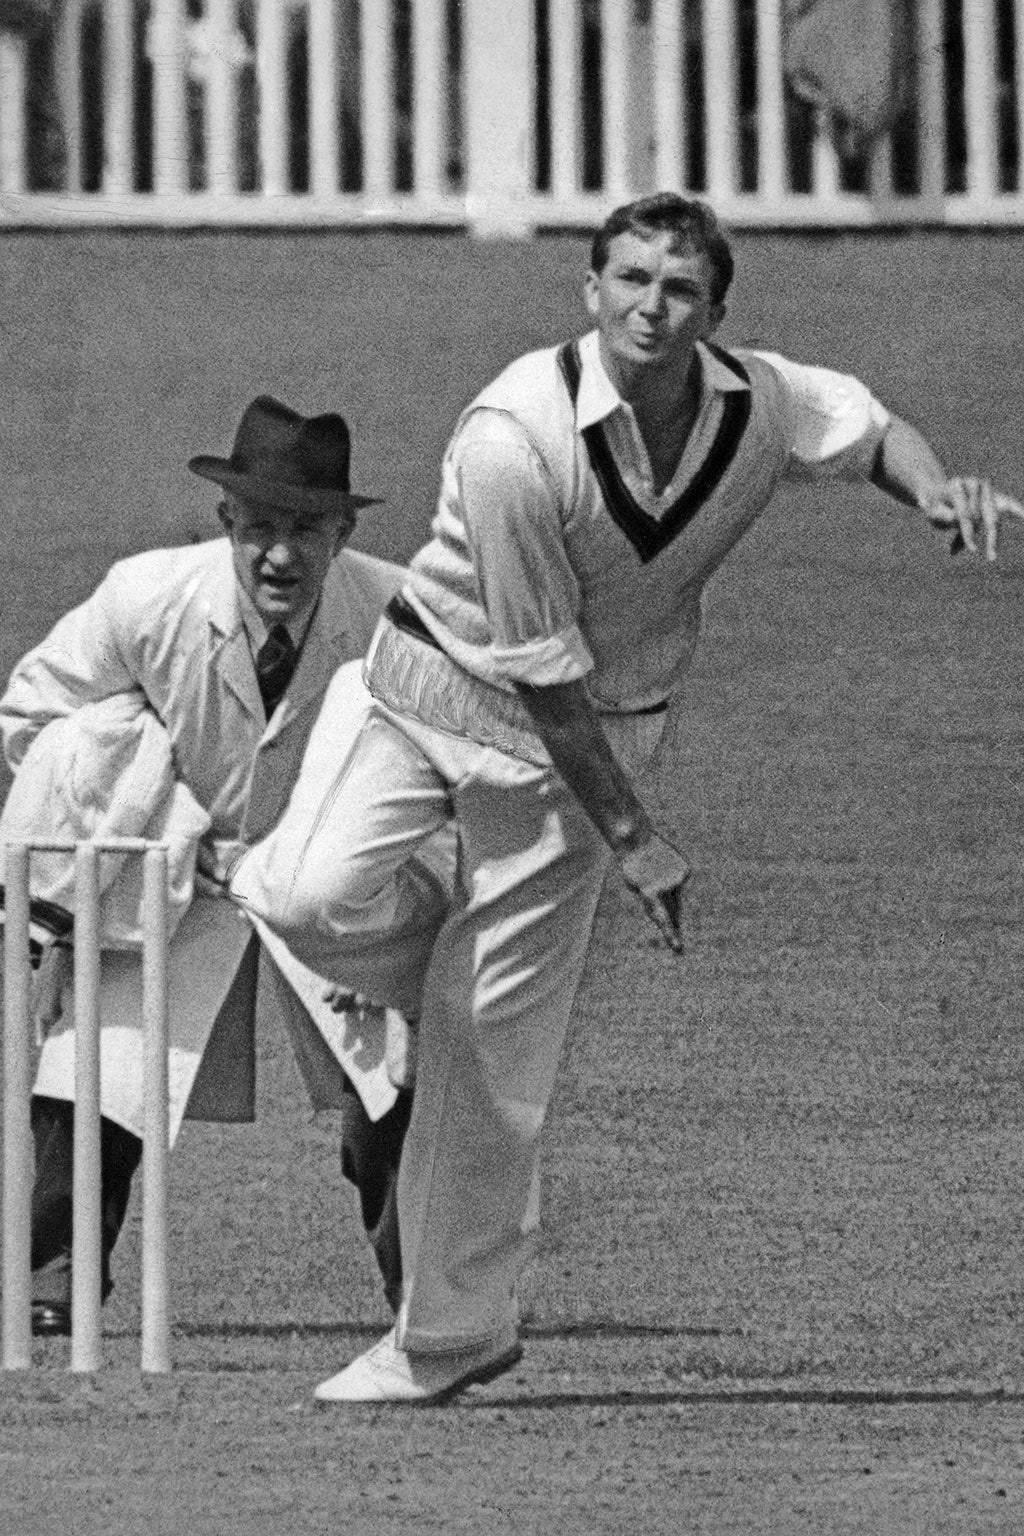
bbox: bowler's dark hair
[590,193,734,305]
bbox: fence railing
[1,0,1022,233]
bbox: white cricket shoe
[314,1326,522,1404]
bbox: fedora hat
[189,396,382,517]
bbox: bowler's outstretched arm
[871,413,1024,559]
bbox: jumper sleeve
[408,410,594,689]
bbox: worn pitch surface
[1,230,1023,1533]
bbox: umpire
[0,396,435,1333]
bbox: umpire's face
[585,229,725,392]
[219,494,353,625]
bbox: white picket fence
[0,0,1022,233]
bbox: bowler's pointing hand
[620,835,691,954]
[924,477,1024,561]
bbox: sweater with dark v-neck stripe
[403,338,877,714]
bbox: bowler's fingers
[932,480,1024,562]
[994,491,1024,552]
[961,484,1023,562]
[620,835,691,953]
[639,885,686,955]
[928,486,974,555]
[976,480,1000,561]
[952,480,979,556]
[995,491,1024,519]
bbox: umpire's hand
[619,835,691,954]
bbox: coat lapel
[199,549,264,724]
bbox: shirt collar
[574,330,749,430]
[235,581,316,659]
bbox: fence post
[961,0,997,201]
[256,0,288,195]
[869,133,894,210]
[150,0,188,196]
[1016,0,1024,196]
[360,0,392,199]
[463,0,534,236]
[652,0,686,194]
[601,0,631,200]
[411,0,446,199]
[811,108,840,202]
[0,29,27,194]
[755,0,786,203]
[206,0,240,195]
[56,0,83,192]
[309,0,340,199]
[548,0,579,199]
[702,0,736,201]
[916,0,945,213]
[103,0,135,195]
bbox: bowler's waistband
[367,611,551,764]
[384,595,669,717]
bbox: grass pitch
[1,226,1023,1533]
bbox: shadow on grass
[476,1385,1023,1410]
[138,1319,743,1342]
[95,1321,1024,1409]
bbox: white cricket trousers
[253,696,618,1351]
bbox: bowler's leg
[397,765,612,1351]
[234,709,451,1016]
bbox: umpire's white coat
[0,538,405,1141]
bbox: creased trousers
[252,698,620,1352]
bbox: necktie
[255,625,298,717]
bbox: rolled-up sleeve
[757,351,890,481]
[450,413,593,687]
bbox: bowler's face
[585,229,725,391]
[219,496,352,625]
